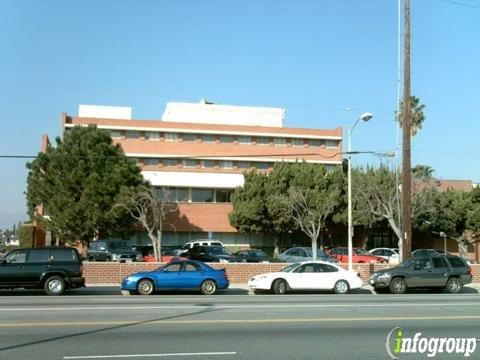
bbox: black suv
[87,240,140,262]
[369,255,472,294]
[186,246,236,263]
[0,247,85,295]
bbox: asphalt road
[0,289,479,360]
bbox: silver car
[277,247,339,264]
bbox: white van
[179,240,224,255]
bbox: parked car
[327,247,387,263]
[185,245,235,263]
[412,248,477,265]
[0,247,85,295]
[121,259,229,295]
[234,249,282,263]
[277,247,339,264]
[87,240,141,262]
[369,248,400,264]
[248,261,363,294]
[369,254,472,294]
[179,240,224,256]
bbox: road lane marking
[0,302,479,311]
[2,315,480,328]
[63,352,237,359]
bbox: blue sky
[1,0,479,228]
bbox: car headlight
[377,272,391,279]
[219,259,229,263]
[124,276,135,282]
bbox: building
[62,101,343,249]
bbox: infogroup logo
[385,327,478,359]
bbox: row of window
[154,187,234,203]
[136,158,338,172]
[108,130,339,148]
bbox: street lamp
[347,112,373,271]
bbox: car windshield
[305,249,326,257]
[253,250,268,257]
[281,263,301,273]
[355,248,370,255]
[209,247,232,255]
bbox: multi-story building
[61,101,343,249]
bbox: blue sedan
[121,260,229,295]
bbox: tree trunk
[273,236,280,258]
[311,236,318,261]
[147,232,160,261]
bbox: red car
[327,247,387,264]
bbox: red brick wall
[83,263,480,285]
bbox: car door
[405,258,431,287]
[178,261,203,289]
[155,262,183,289]
[289,263,318,289]
[0,249,28,285]
[24,249,50,284]
[430,257,450,286]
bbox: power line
[440,0,480,9]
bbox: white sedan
[369,248,400,264]
[248,261,364,294]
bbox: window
[126,131,140,139]
[220,161,233,169]
[317,264,338,272]
[28,249,49,263]
[256,137,269,145]
[145,132,160,140]
[50,249,77,262]
[164,263,182,272]
[308,139,321,147]
[274,138,287,146]
[220,135,233,143]
[255,162,270,170]
[163,159,177,167]
[109,130,122,139]
[6,250,27,263]
[202,160,216,168]
[144,158,159,166]
[216,189,232,203]
[295,264,316,273]
[292,139,304,147]
[326,140,338,148]
[191,189,214,202]
[165,132,178,142]
[432,257,448,268]
[177,188,190,202]
[237,161,251,169]
[182,160,197,168]
[202,135,215,143]
[238,136,251,144]
[182,133,196,142]
[184,263,201,272]
[447,257,466,268]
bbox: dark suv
[186,246,235,263]
[369,255,472,294]
[0,247,85,295]
[87,240,140,262]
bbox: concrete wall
[83,262,480,285]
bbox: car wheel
[200,280,217,295]
[241,258,248,263]
[446,277,462,294]
[137,279,154,295]
[272,279,288,295]
[44,275,65,296]
[88,256,95,262]
[105,256,112,262]
[333,280,350,294]
[389,278,407,294]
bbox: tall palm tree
[412,165,434,180]
[397,96,426,137]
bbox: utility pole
[402,0,412,260]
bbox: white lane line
[0,302,479,311]
[63,352,237,359]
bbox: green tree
[26,126,146,246]
[397,95,426,137]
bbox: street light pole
[347,112,373,271]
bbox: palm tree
[412,165,434,180]
[397,96,426,137]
